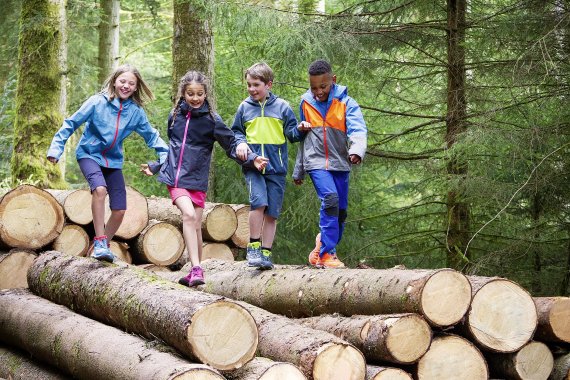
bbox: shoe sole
[92,255,114,263]
[188,280,205,287]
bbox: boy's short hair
[308,59,332,76]
[245,62,274,84]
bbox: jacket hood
[301,83,348,104]
[101,92,135,110]
[244,92,278,107]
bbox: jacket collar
[245,92,277,107]
[178,99,211,117]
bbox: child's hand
[293,178,303,185]
[236,142,250,161]
[47,156,58,164]
[140,164,153,176]
[349,154,362,165]
[254,156,269,171]
[297,121,312,132]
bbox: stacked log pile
[1,184,569,379]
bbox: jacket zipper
[102,101,122,167]
[260,99,267,174]
[174,112,191,188]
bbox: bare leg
[105,209,126,242]
[249,207,265,240]
[261,215,277,248]
[195,207,204,262]
[91,186,108,237]
[175,196,201,267]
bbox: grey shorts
[244,170,286,219]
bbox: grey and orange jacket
[292,83,367,180]
[231,92,302,176]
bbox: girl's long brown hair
[102,64,154,107]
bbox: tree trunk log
[0,185,64,249]
[460,276,537,352]
[0,249,37,289]
[109,240,132,264]
[230,204,249,248]
[415,335,488,380]
[107,186,149,239]
[147,196,238,242]
[485,341,553,380]
[138,263,172,272]
[203,242,235,262]
[45,189,92,225]
[224,357,306,380]
[0,345,69,380]
[132,220,184,265]
[52,224,89,257]
[551,353,570,380]
[366,365,412,380]
[297,313,431,364]
[0,289,225,380]
[27,251,258,371]
[170,260,471,328]
[533,297,570,344]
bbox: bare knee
[181,210,199,228]
[92,186,108,200]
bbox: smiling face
[246,74,272,102]
[114,71,138,100]
[183,81,207,109]
[309,72,336,102]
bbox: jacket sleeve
[345,97,367,160]
[215,114,256,168]
[292,140,306,180]
[135,109,169,165]
[46,95,96,160]
[282,103,302,143]
[230,104,248,145]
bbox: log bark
[45,189,92,225]
[415,335,488,380]
[551,352,570,380]
[461,276,537,352]
[170,260,472,328]
[534,297,570,344]
[107,186,149,239]
[203,242,235,262]
[158,270,367,380]
[366,365,412,380]
[297,313,431,364]
[0,249,37,289]
[132,220,184,265]
[0,185,64,249]
[52,224,89,257]
[0,345,69,380]
[224,357,306,380]
[147,196,238,242]
[0,289,224,380]
[485,341,553,380]
[27,251,258,371]
[230,204,250,248]
[138,263,172,272]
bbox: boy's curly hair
[308,59,332,76]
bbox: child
[141,70,266,287]
[232,62,303,269]
[47,64,169,263]
[292,59,367,268]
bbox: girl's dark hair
[171,71,215,125]
[101,64,154,106]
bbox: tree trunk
[297,313,431,365]
[202,242,235,262]
[0,289,225,380]
[98,0,120,86]
[485,341,553,380]
[45,189,92,225]
[170,260,471,328]
[0,249,37,289]
[0,185,64,249]
[415,335,488,380]
[551,352,570,380]
[52,224,89,257]
[445,0,470,270]
[460,276,537,353]
[56,0,68,178]
[533,297,570,344]
[230,204,250,248]
[0,345,69,380]
[132,220,184,265]
[12,0,66,188]
[366,365,412,380]
[27,251,258,371]
[224,357,306,380]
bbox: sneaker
[179,266,205,287]
[91,237,114,263]
[308,233,322,266]
[316,252,345,269]
[258,249,274,270]
[246,241,262,267]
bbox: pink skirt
[167,186,206,208]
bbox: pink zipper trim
[174,112,191,187]
[102,101,123,167]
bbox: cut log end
[171,367,225,380]
[187,300,258,370]
[260,362,306,380]
[139,222,184,265]
[367,367,412,380]
[312,343,365,380]
[202,204,237,242]
[0,250,37,289]
[385,314,431,364]
[63,189,92,225]
[514,341,553,380]
[52,224,89,257]
[549,298,570,343]
[468,279,537,352]
[420,269,471,327]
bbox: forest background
[0,0,569,297]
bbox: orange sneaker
[316,252,345,269]
[308,233,322,266]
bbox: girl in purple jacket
[142,71,267,286]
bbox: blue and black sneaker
[258,249,274,270]
[92,237,115,263]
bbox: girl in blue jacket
[141,71,267,287]
[47,64,169,263]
